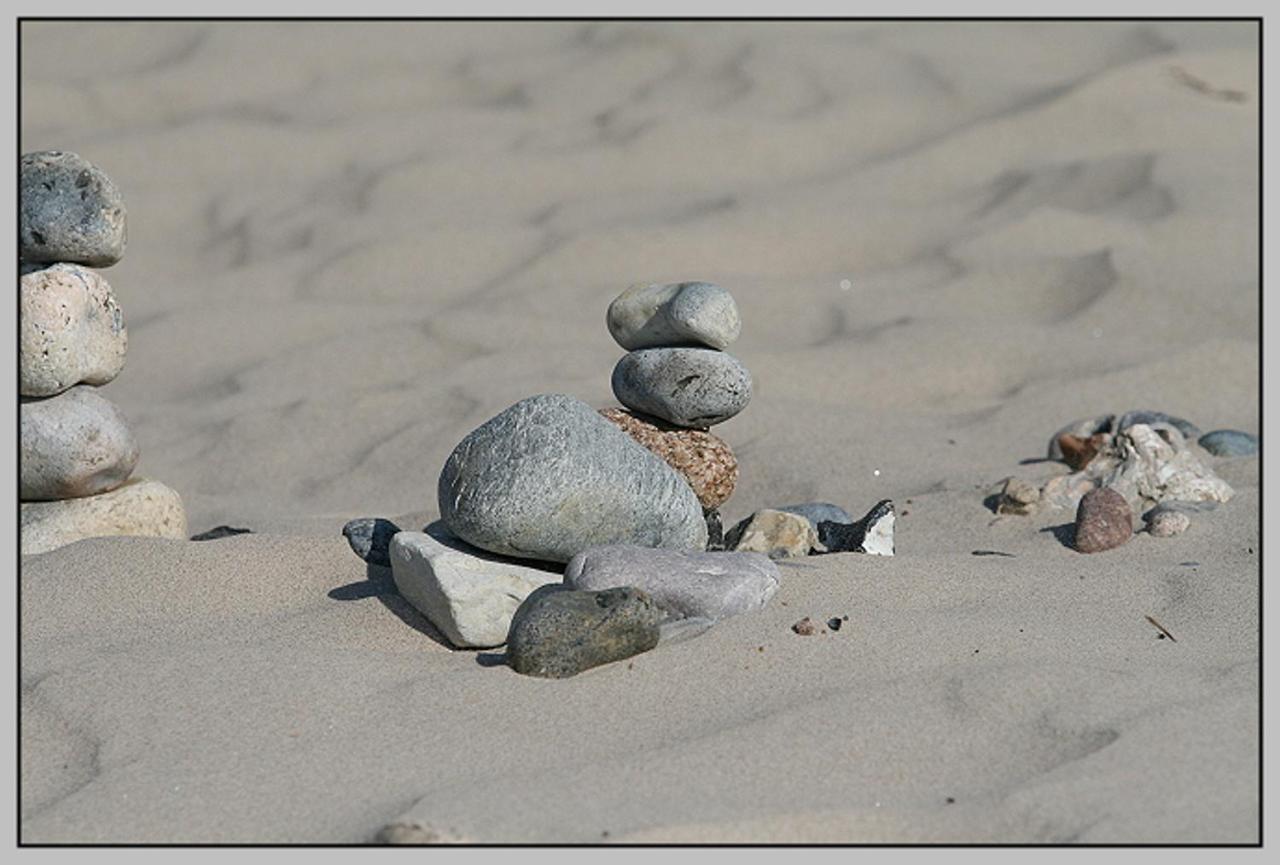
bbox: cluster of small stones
[993,409,1251,554]
[20,151,186,555]
[342,281,895,678]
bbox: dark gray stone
[564,544,780,622]
[20,150,127,267]
[705,509,724,551]
[438,394,707,563]
[342,517,403,566]
[1117,410,1201,442]
[1198,429,1257,457]
[190,525,252,541]
[505,585,664,678]
[816,499,896,556]
[611,348,752,428]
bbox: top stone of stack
[607,282,741,351]
[20,151,127,267]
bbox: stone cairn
[344,281,894,678]
[20,150,187,555]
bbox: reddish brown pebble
[792,617,817,636]
[599,407,738,509]
[1057,432,1107,471]
[1073,487,1133,553]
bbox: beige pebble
[20,263,127,397]
[1148,510,1191,537]
[21,385,139,500]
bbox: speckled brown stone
[791,617,817,636]
[599,407,738,509]
[1073,487,1133,553]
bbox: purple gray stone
[611,347,752,428]
[564,544,780,622]
[438,394,707,563]
[20,150,127,267]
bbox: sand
[17,20,1259,843]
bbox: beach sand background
[18,20,1259,842]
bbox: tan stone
[730,509,817,559]
[21,478,187,555]
[20,263,127,397]
[599,407,738,509]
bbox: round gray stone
[506,585,664,678]
[1198,429,1257,457]
[564,544,780,622]
[20,263,128,397]
[21,386,139,501]
[1117,409,1201,442]
[438,394,707,563]
[606,281,741,350]
[778,502,854,530]
[611,348,752,428]
[20,151,127,267]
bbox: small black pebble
[945,797,955,805]
[948,439,957,445]
[190,525,252,541]
[1248,548,1254,554]
[1179,561,1200,567]
[972,549,1015,557]
[827,617,843,631]
[1157,633,1166,640]
[973,649,979,654]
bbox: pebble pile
[996,408,1253,554]
[343,280,894,675]
[20,151,186,555]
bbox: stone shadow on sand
[329,562,455,649]
[1040,523,1076,549]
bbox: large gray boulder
[438,394,707,563]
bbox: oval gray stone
[1198,429,1257,457]
[438,394,707,563]
[506,585,663,678]
[606,281,741,350]
[20,263,128,397]
[20,151,127,267]
[564,544,780,622]
[21,386,139,501]
[611,348,752,428]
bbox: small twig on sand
[1144,615,1178,642]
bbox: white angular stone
[21,478,187,555]
[388,527,561,649]
[20,263,127,397]
[1099,423,1234,513]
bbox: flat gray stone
[611,348,752,428]
[606,281,741,350]
[506,585,664,678]
[1117,409,1201,442]
[21,386,139,501]
[21,477,186,555]
[389,528,560,649]
[438,394,707,563]
[564,544,780,622]
[20,263,127,397]
[778,502,853,530]
[20,150,127,267]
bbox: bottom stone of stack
[21,477,188,555]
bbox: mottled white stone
[20,263,127,397]
[21,478,187,555]
[21,386,139,501]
